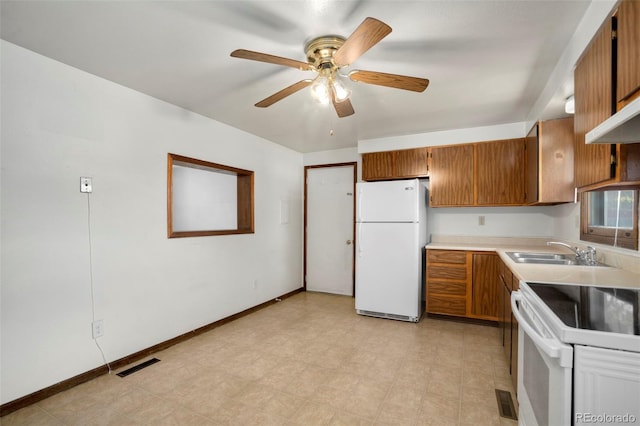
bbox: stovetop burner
[528,283,640,336]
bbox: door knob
[346,240,353,245]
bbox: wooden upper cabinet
[430,144,475,206]
[476,138,525,205]
[525,124,539,205]
[573,6,640,191]
[430,138,526,207]
[525,118,575,205]
[362,151,394,181]
[617,0,640,107]
[362,147,428,181]
[574,16,615,188]
[395,147,429,178]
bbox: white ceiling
[1,1,594,153]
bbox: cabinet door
[511,273,519,389]
[537,118,575,203]
[362,151,394,181]
[617,0,640,106]
[430,144,474,206]
[503,282,512,370]
[525,123,539,205]
[574,18,614,188]
[471,253,500,320]
[511,314,518,391]
[527,119,575,205]
[395,147,429,178]
[498,258,507,344]
[476,139,525,205]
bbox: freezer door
[357,179,421,223]
[355,222,421,320]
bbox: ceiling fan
[230,17,429,118]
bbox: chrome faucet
[547,241,597,265]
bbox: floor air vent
[116,358,161,378]
[495,389,517,420]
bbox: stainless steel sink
[508,252,568,260]
[505,251,607,266]
[512,257,577,265]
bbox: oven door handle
[511,291,573,367]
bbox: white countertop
[426,240,640,290]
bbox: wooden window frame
[580,189,639,250]
[167,153,254,238]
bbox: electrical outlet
[80,177,93,193]
[478,215,486,226]
[92,320,104,339]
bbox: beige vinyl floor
[2,292,519,426]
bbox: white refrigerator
[355,179,428,322]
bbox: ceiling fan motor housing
[304,36,346,69]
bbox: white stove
[525,282,640,352]
[512,281,640,426]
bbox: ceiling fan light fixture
[232,17,428,118]
[310,74,331,104]
[331,73,351,103]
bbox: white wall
[303,147,362,181]
[0,41,303,404]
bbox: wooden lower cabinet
[426,249,500,321]
[498,256,519,393]
[471,253,500,320]
[426,250,469,317]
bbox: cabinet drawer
[428,280,467,296]
[427,265,467,281]
[427,295,466,316]
[427,250,467,264]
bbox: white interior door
[306,165,355,296]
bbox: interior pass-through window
[167,153,254,238]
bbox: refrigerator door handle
[357,222,363,257]
[357,188,362,222]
